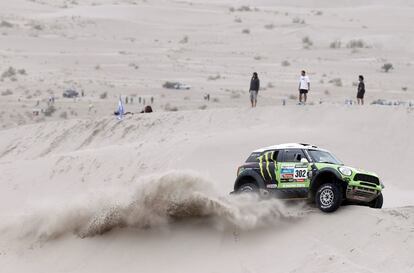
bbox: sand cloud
[4,171,308,241]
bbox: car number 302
[294,169,307,179]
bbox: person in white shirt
[298,70,310,104]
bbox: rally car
[233,143,384,212]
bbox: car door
[258,150,280,188]
[277,149,310,189]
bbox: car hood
[314,163,379,178]
[346,166,378,177]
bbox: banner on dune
[116,97,124,120]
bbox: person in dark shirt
[249,72,260,107]
[357,75,365,105]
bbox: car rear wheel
[315,183,342,213]
[369,193,383,209]
[237,183,259,194]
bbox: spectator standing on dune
[357,75,365,105]
[298,70,310,104]
[249,72,260,108]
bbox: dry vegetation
[1,90,13,96]
[329,40,341,49]
[179,35,189,44]
[164,103,178,112]
[230,91,241,99]
[346,39,366,48]
[0,20,13,28]
[382,63,393,72]
[302,36,313,49]
[229,6,254,12]
[281,60,290,66]
[43,105,56,117]
[207,74,221,81]
[329,78,343,87]
[60,111,68,119]
[100,92,108,99]
[292,17,305,24]
[128,63,139,70]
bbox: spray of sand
[5,171,310,241]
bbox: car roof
[252,143,329,153]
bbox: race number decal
[294,168,307,181]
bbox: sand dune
[0,105,413,272]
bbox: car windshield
[307,150,343,165]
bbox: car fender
[311,167,347,192]
[234,169,266,191]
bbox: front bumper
[345,185,380,203]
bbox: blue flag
[117,97,124,120]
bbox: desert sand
[0,0,413,273]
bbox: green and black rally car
[233,143,384,212]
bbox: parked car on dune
[63,89,79,98]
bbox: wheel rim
[320,188,334,207]
[241,186,253,192]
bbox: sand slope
[0,105,413,272]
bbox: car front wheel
[315,183,342,213]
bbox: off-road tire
[237,183,259,194]
[315,183,342,213]
[369,193,383,209]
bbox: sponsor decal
[280,183,306,188]
[280,166,294,182]
[266,184,278,189]
[281,167,294,174]
[281,179,294,182]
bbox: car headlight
[338,166,352,176]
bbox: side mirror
[301,158,309,163]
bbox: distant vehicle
[162,81,191,90]
[63,89,79,98]
[233,143,384,212]
[174,83,191,90]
